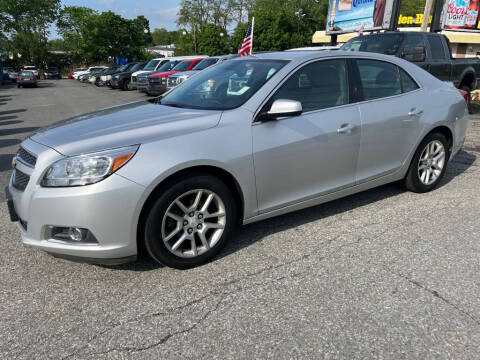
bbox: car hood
[30,101,222,156]
[170,70,199,78]
[150,71,178,78]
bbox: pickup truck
[341,32,480,104]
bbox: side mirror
[402,46,426,62]
[258,99,303,122]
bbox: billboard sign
[442,0,480,29]
[326,0,396,34]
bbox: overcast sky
[52,0,181,37]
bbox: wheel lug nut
[183,220,188,226]
[198,214,203,219]
[197,224,202,230]
[189,212,194,217]
[187,228,193,234]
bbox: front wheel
[122,79,130,91]
[404,132,450,193]
[143,175,237,269]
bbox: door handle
[408,108,423,117]
[337,123,354,134]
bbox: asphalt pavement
[1,80,479,359]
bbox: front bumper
[7,139,145,263]
[147,81,167,95]
[44,74,60,79]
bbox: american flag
[238,18,254,56]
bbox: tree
[0,0,61,67]
[230,22,248,53]
[56,6,97,63]
[197,24,229,55]
[152,28,178,45]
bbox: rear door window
[427,35,446,60]
[356,59,401,100]
[399,69,419,93]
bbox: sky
[51,0,182,38]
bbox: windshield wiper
[161,102,185,108]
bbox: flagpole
[250,17,254,55]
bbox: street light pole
[295,9,306,48]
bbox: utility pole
[421,0,434,31]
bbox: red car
[146,58,205,95]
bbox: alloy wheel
[161,189,226,258]
[417,140,446,185]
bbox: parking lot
[1,79,480,359]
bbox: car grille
[13,169,30,191]
[138,77,148,84]
[149,77,161,84]
[17,147,37,167]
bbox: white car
[22,66,39,78]
[73,66,107,80]
[131,55,208,89]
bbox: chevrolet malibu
[5,51,468,269]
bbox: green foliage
[197,24,229,55]
[0,0,61,67]
[230,22,249,53]
[152,28,179,45]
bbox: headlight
[177,76,188,84]
[41,145,139,187]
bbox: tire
[17,84,21,88]
[122,79,130,91]
[143,174,237,269]
[404,132,450,193]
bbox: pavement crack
[384,266,480,326]
[86,293,226,357]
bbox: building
[146,44,175,57]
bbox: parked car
[16,71,37,87]
[44,67,61,79]
[341,32,480,105]
[5,51,468,269]
[108,63,138,88]
[68,68,86,79]
[110,62,147,90]
[166,55,237,90]
[87,68,106,85]
[147,57,206,95]
[4,68,19,83]
[74,66,107,80]
[131,58,169,89]
[98,66,119,87]
[22,66,39,78]
[136,60,183,93]
[131,56,207,90]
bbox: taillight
[31,78,35,81]
[458,89,469,104]
[16,77,21,81]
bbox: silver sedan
[6,51,468,268]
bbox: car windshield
[47,67,58,71]
[160,59,288,110]
[341,34,404,55]
[21,71,34,77]
[158,61,179,72]
[130,63,144,72]
[193,58,218,71]
[173,61,193,71]
[143,59,160,70]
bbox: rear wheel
[142,175,236,269]
[404,132,449,193]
